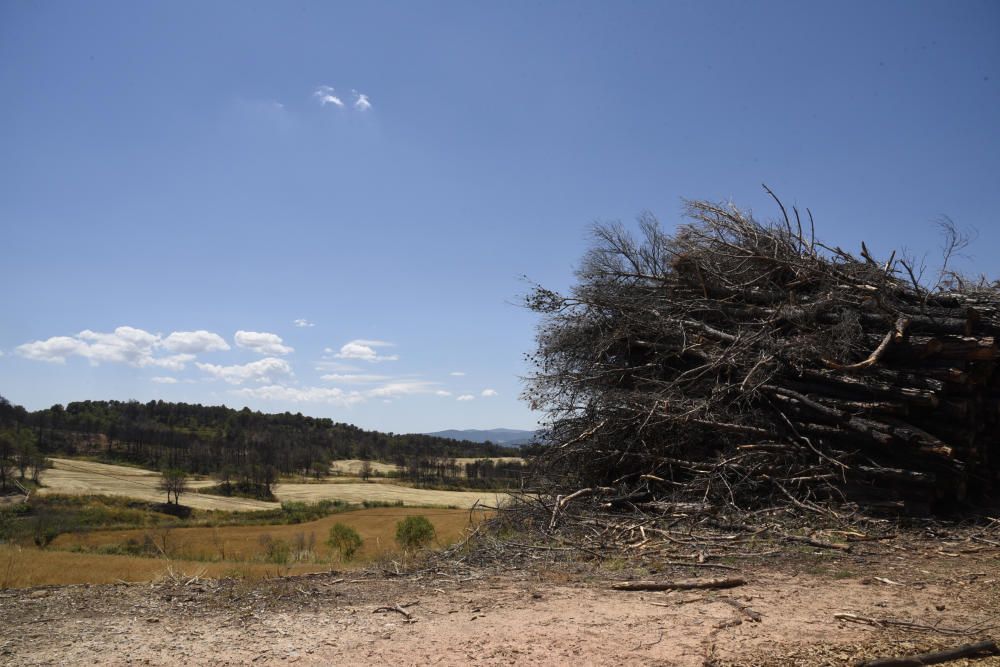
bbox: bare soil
[1,532,998,666]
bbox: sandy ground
[39,459,503,510]
[1,539,998,666]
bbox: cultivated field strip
[40,458,506,510]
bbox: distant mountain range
[424,428,539,447]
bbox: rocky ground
[2,530,999,666]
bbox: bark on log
[611,577,746,591]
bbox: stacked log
[525,198,999,515]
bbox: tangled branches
[524,197,1000,516]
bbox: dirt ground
[2,532,998,666]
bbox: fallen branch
[373,604,414,620]
[611,577,746,592]
[718,596,763,622]
[856,639,999,667]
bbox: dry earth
[2,534,998,666]
[39,458,504,510]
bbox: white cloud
[366,381,436,398]
[449,371,466,377]
[236,379,435,406]
[143,354,196,371]
[16,336,86,363]
[353,90,372,111]
[313,85,344,108]
[235,331,294,356]
[481,388,498,397]
[161,330,230,354]
[15,326,207,370]
[236,384,364,407]
[293,319,315,328]
[435,390,453,397]
[333,339,398,362]
[320,373,390,383]
[457,394,475,401]
[151,376,179,384]
[196,357,293,385]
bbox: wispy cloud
[333,339,398,362]
[151,376,179,384]
[435,390,453,397]
[481,388,498,397]
[234,331,294,356]
[313,85,344,108]
[15,326,220,370]
[196,357,293,385]
[456,394,475,402]
[449,371,466,377]
[352,90,372,111]
[237,379,434,406]
[293,319,315,328]
[320,373,390,384]
[236,384,363,407]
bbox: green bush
[395,515,435,550]
[327,523,363,560]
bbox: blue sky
[1,0,998,433]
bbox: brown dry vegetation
[0,545,332,588]
[3,507,486,588]
[52,507,482,564]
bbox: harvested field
[273,482,505,509]
[40,458,506,510]
[39,459,278,511]
[326,459,401,476]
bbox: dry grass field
[0,545,331,588]
[39,458,279,511]
[40,458,508,510]
[3,507,485,588]
[273,482,505,508]
[326,459,401,475]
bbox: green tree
[395,515,435,550]
[327,523,363,560]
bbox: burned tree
[525,197,999,515]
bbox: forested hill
[0,396,521,478]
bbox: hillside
[0,396,522,485]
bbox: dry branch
[611,577,746,591]
[856,639,999,667]
[524,195,1000,516]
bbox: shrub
[395,515,435,550]
[258,533,291,564]
[327,523,363,561]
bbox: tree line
[0,396,524,494]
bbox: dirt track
[2,538,998,666]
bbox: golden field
[3,506,485,588]
[40,458,508,510]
